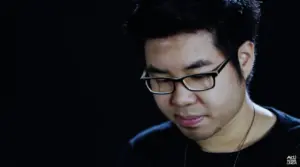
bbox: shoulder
[116,122,184,167]
[266,106,300,129]
[266,106,300,145]
[129,121,181,149]
[272,107,300,131]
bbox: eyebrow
[145,65,169,74]
[184,59,213,70]
[145,59,213,74]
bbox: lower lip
[175,116,204,127]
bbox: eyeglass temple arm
[215,58,230,74]
[140,70,147,79]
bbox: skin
[144,30,277,153]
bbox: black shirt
[116,107,300,167]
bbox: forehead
[144,30,222,67]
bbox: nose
[171,82,197,107]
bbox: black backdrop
[11,0,300,167]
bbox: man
[117,0,300,166]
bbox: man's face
[144,31,246,141]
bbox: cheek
[154,95,170,109]
[153,95,177,120]
[201,69,243,108]
[153,95,174,116]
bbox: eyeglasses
[140,58,230,95]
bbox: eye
[156,78,171,83]
[184,74,214,90]
[190,75,207,80]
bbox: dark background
[10,0,300,166]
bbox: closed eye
[156,78,172,83]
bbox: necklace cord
[183,106,256,167]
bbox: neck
[196,93,256,153]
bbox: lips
[175,114,205,127]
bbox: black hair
[123,0,261,87]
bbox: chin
[177,124,217,141]
[187,131,215,141]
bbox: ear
[237,41,255,80]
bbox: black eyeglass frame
[140,58,230,95]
